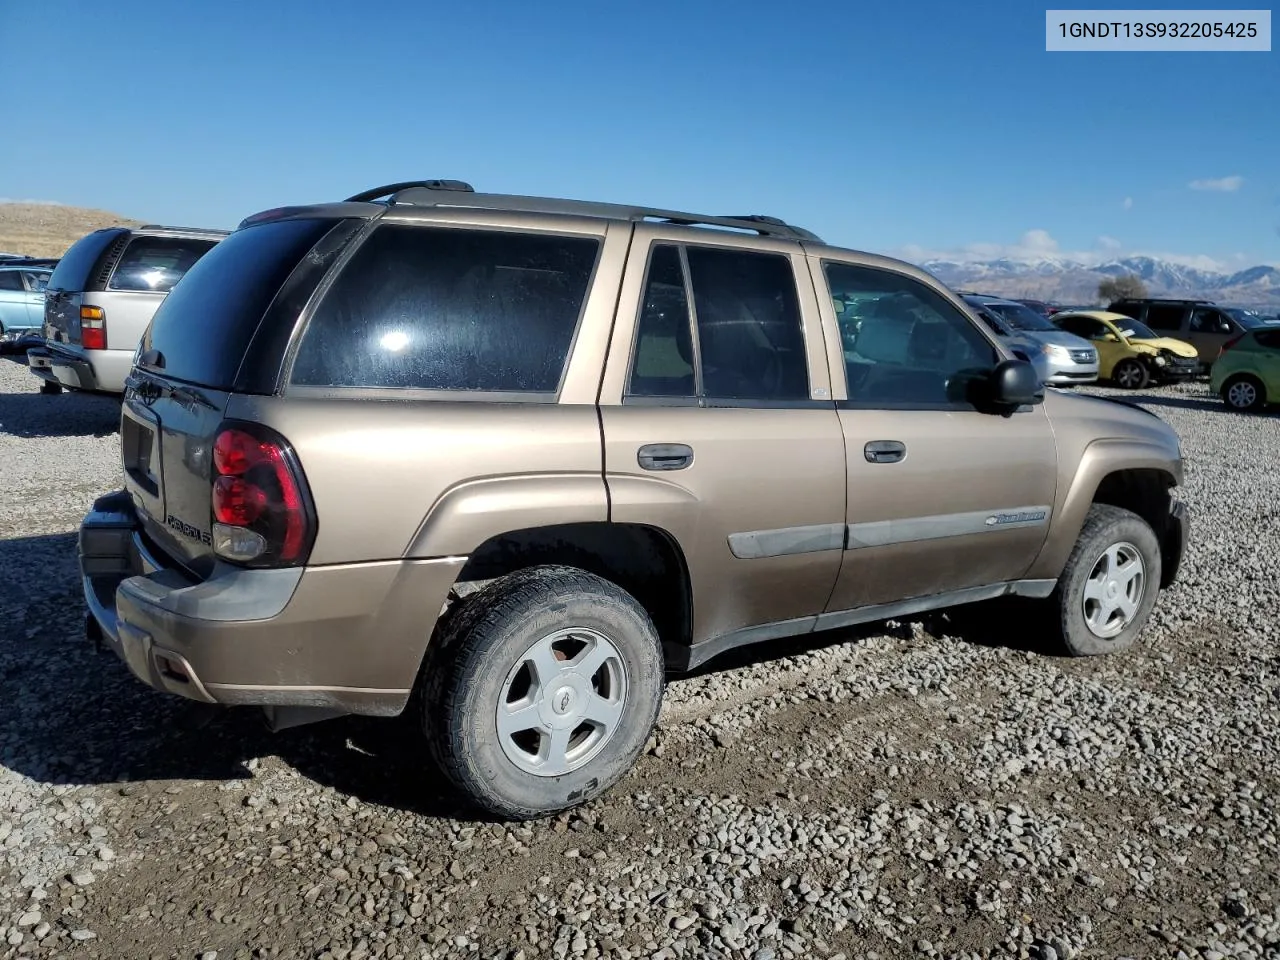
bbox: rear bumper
[27,343,100,391]
[80,492,465,716]
[26,344,133,393]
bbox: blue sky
[1,0,1276,269]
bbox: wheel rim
[1227,381,1257,408]
[496,627,628,777]
[1082,542,1146,639]
[1116,363,1141,388]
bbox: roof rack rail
[138,224,231,235]
[346,180,475,203]
[380,183,822,241]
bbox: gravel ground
[1,355,1278,960]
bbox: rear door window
[0,272,21,291]
[1145,304,1186,332]
[290,224,600,395]
[107,236,220,293]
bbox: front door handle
[638,443,694,471]
[864,440,906,464]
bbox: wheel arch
[444,520,694,657]
[1028,439,1183,587]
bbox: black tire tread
[1050,503,1161,657]
[419,564,662,820]
[1221,373,1266,411]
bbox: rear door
[0,270,24,331]
[1188,306,1240,364]
[598,226,846,648]
[813,257,1058,611]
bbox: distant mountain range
[918,255,1280,311]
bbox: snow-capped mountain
[918,255,1280,309]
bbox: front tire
[39,381,62,395]
[1048,504,1162,657]
[421,565,665,820]
[1112,358,1149,390]
[1221,374,1266,412]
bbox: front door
[1188,305,1241,364]
[598,228,847,648]
[811,258,1059,612]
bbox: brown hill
[0,202,141,258]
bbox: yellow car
[1051,310,1201,389]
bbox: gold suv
[80,180,1190,819]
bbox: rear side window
[140,218,340,389]
[290,225,600,394]
[45,229,122,292]
[107,236,219,293]
[0,271,21,291]
[1145,304,1185,331]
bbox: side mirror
[990,357,1043,410]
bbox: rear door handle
[864,440,906,464]
[638,443,694,471]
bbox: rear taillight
[80,306,106,350]
[1219,334,1245,357]
[210,423,315,567]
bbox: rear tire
[420,565,664,820]
[1112,358,1149,390]
[1047,504,1162,657]
[1221,374,1266,412]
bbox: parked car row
[951,288,1280,409]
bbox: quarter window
[626,243,810,403]
[291,224,600,393]
[823,263,997,407]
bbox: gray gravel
[1,355,1278,960]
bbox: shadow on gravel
[0,365,121,438]
[0,530,497,823]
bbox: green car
[1210,327,1280,411]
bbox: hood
[1022,329,1095,350]
[1127,336,1198,357]
[1042,389,1184,475]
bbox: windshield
[1115,318,1159,340]
[1225,308,1267,329]
[986,301,1058,332]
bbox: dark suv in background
[1106,298,1268,370]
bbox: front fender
[1025,436,1182,580]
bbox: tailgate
[44,289,83,345]
[121,372,232,578]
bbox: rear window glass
[140,217,339,389]
[45,229,121,292]
[107,236,219,293]
[290,224,600,393]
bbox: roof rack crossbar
[382,184,821,241]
